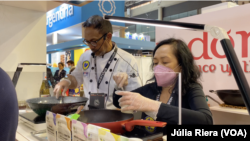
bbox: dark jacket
[47,67,56,88]
[0,68,18,141]
[113,82,213,134]
[54,69,66,82]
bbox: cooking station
[17,110,164,141]
[15,10,250,140]
[14,63,166,141]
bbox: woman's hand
[115,91,161,112]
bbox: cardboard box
[56,114,72,141]
[46,111,57,141]
[72,119,88,141]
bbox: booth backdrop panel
[156,4,250,107]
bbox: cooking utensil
[67,109,167,134]
[162,135,167,141]
[59,96,64,104]
[205,95,221,105]
[26,96,88,116]
[68,106,84,120]
[209,90,245,106]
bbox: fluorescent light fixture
[104,15,204,31]
[109,19,189,30]
[18,63,51,68]
[103,15,250,117]
[53,32,58,44]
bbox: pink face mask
[154,65,179,87]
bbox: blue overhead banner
[81,0,125,27]
[46,0,125,34]
[46,4,81,34]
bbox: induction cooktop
[19,112,45,124]
[19,112,46,132]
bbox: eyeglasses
[83,34,107,47]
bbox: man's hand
[53,74,77,99]
[113,72,128,89]
[53,79,71,99]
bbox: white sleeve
[71,55,84,87]
[124,56,142,91]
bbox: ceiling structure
[56,0,94,7]
[3,0,198,51]
[0,1,62,12]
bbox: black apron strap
[94,47,118,89]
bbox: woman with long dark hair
[113,38,212,134]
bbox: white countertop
[16,122,47,141]
[16,106,248,140]
[210,106,249,115]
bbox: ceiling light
[104,15,203,30]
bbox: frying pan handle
[122,120,167,132]
[209,90,216,93]
[205,95,221,105]
[68,102,86,112]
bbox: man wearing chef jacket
[54,15,142,110]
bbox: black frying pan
[67,109,166,134]
[26,96,88,116]
[12,63,89,117]
[209,90,245,106]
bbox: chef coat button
[109,69,112,72]
[90,79,92,82]
[92,67,94,70]
[114,58,117,61]
[105,81,108,84]
[89,92,91,94]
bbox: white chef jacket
[71,43,142,110]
